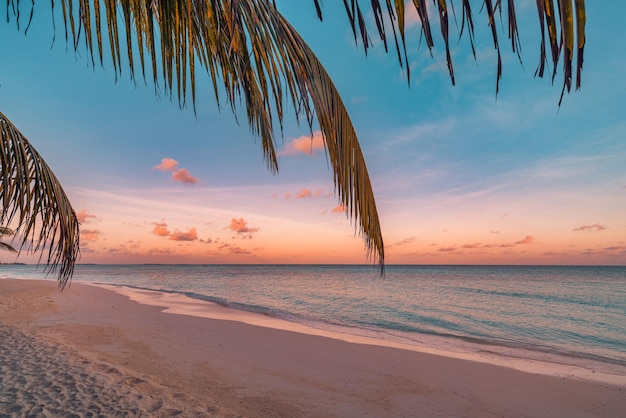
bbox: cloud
[153,158,179,171]
[228,218,260,239]
[76,209,97,224]
[169,228,198,241]
[461,242,482,249]
[296,189,313,199]
[573,224,607,232]
[80,229,101,241]
[394,237,416,246]
[437,246,456,252]
[278,131,325,157]
[218,243,252,255]
[151,222,171,237]
[153,158,199,185]
[331,204,345,214]
[515,236,535,245]
[171,168,199,185]
[490,230,500,234]
[294,188,331,199]
[151,222,197,241]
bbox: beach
[1,278,624,417]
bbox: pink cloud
[437,246,456,252]
[331,204,345,214]
[573,224,606,232]
[172,168,199,185]
[76,209,97,224]
[515,236,535,245]
[169,228,198,241]
[228,218,260,239]
[278,131,325,157]
[81,229,101,241]
[296,189,313,199]
[153,158,199,185]
[461,242,482,249]
[151,222,171,237]
[153,158,179,171]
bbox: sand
[0,279,624,417]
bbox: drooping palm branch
[0,226,18,253]
[1,0,586,283]
[0,113,80,287]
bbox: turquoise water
[2,264,625,374]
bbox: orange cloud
[515,236,535,245]
[151,222,171,237]
[278,131,325,157]
[81,229,101,241]
[76,209,97,224]
[228,218,260,239]
[331,204,345,214]
[296,189,313,199]
[172,168,199,185]
[169,228,198,241]
[153,158,199,185]
[573,224,606,232]
[153,158,179,171]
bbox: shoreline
[98,282,626,387]
[2,278,625,417]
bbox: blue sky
[1,1,625,265]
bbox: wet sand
[1,278,624,417]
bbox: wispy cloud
[296,189,313,199]
[153,158,199,185]
[573,224,607,232]
[80,229,101,241]
[331,204,345,214]
[278,131,325,157]
[515,236,535,245]
[393,236,416,246]
[76,209,97,224]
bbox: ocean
[2,264,625,379]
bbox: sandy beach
[1,278,624,417]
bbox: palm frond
[0,112,80,288]
[40,0,385,267]
[0,241,18,253]
[0,226,18,253]
[327,0,586,98]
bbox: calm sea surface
[2,264,625,374]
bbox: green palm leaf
[0,113,80,287]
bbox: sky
[1,1,625,266]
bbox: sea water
[2,264,625,378]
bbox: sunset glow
[1,2,624,266]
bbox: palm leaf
[0,241,18,253]
[331,0,585,98]
[45,0,386,268]
[0,112,80,287]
